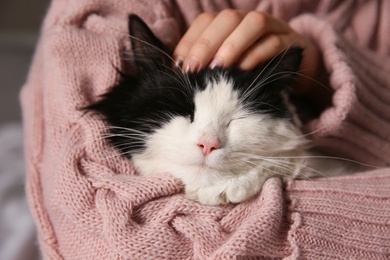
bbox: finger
[237,33,302,70]
[183,9,245,72]
[173,12,216,66]
[213,12,291,67]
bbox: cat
[86,15,351,205]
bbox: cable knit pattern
[21,0,390,259]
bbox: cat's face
[87,15,310,205]
[132,74,308,183]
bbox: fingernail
[185,57,200,73]
[174,56,184,68]
[210,57,224,69]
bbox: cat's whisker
[97,125,148,134]
[246,47,290,92]
[122,37,196,93]
[107,148,145,159]
[74,126,151,155]
[161,63,194,91]
[75,134,146,154]
[242,100,286,116]
[242,39,303,103]
[127,34,175,63]
[258,39,302,84]
[240,71,297,115]
[180,69,197,97]
[246,43,297,94]
[260,158,325,179]
[101,134,146,141]
[231,152,298,168]
[121,44,196,98]
[235,151,378,175]
[154,71,195,104]
[248,71,295,97]
[229,153,320,180]
[293,70,334,93]
[297,128,324,138]
[99,128,148,137]
[108,144,145,154]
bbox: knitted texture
[21,0,390,259]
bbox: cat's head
[87,15,310,204]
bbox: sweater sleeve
[286,169,390,259]
[289,12,390,167]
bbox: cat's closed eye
[226,118,237,127]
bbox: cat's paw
[224,180,259,204]
[186,183,230,206]
[186,171,266,205]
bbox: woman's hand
[173,10,325,96]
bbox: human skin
[173,10,328,98]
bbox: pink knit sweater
[21,0,390,259]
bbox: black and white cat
[86,15,348,205]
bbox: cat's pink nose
[197,139,221,156]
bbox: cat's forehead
[194,76,242,117]
[196,77,238,104]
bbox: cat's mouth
[180,156,225,172]
[190,154,246,173]
[199,153,226,169]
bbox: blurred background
[1,0,48,123]
[0,0,48,259]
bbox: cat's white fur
[132,76,322,205]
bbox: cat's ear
[128,15,172,70]
[254,47,303,91]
